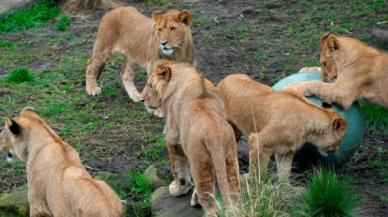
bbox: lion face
[152,10,192,56]
[319,33,340,81]
[0,119,27,162]
[143,61,172,113]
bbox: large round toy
[273,72,364,167]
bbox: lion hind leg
[248,133,272,177]
[275,152,294,184]
[190,159,218,216]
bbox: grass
[360,101,388,134]
[367,147,388,184]
[96,170,153,217]
[4,68,35,84]
[218,172,296,217]
[296,169,358,217]
[0,0,59,33]
[55,15,71,31]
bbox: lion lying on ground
[216,74,347,183]
[0,108,123,217]
[86,6,196,103]
[143,61,240,216]
[286,33,388,109]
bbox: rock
[0,185,29,217]
[143,165,168,189]
[151,186,203,217]
[0,0,36,17]
[372,28,388,50]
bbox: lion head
[143,60,172,113]
[319,33,341,81]
[316,103,347,156]
[152,10,193,56]
[0,108,35,162]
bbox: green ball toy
[273,72,364,167]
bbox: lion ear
[326,34,339,52]
[156,64,171,82]
[332,117,347,134]
[152,11,164,20]
[6,119,22,137]
[178,10,192,26]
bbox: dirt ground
[0,0,387,216]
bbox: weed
[55,15,71,31]
[4,68,35,84]
[0,0,59,33]
[360,101,388,134]
[297,169,358,217]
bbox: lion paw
[190,188,200,207]
[154,107,164,118]
[129,91,143,103]
[169,180,192,196]
[86,83,102,96]
[298,67,321,73]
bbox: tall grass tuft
[298,169,358,217]
[4,68,35,84]
[360,101,388,133]
[218,172,296,217]
[0,0,59,33]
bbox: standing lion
[85,6,196,104]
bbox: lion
[143,61,240,216]
[85,6,196,103]
[0,108,123,217]
[216,74,347,183]
[286,33,388,109]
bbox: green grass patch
[0,40,16,51]
[360,101,388,133]
[55,15,71,31]
[0,0,59,33]
[96,170,153,217]
[4,68,35,84]
[297,169,358,217]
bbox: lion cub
[216,74,347,183]
[143,61,240,216]
[287,33,388,109]
[0,108,123,217]
[86,6,196,103]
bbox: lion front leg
[166,143,193,196]
[285,81,359,109]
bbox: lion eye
[158,28,162,32]
[170,26,176,31]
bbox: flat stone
[0,0,36,16]
[143,165,168,189]
[151,186,203,217]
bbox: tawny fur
[287,33,388,109]
[86,6,196,102]
[0,108,123,217]
[143,61,240,216]
[216,74,347,183]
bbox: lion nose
[161,41,168,46]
